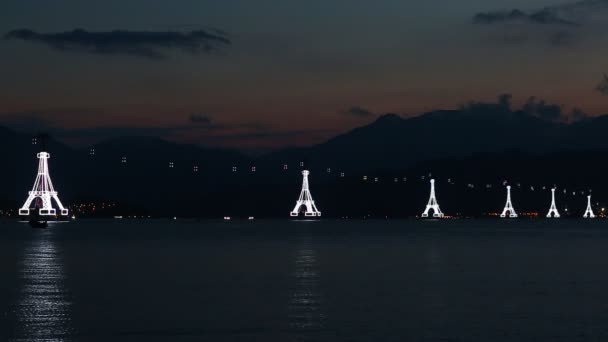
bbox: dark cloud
[498,93,513,111]
[522,97,563,121]
[472,0,608,46]
[4,28,230,59]
[461,94,584,123]
[208,129,336,141]
[462,94,512,114]
[596,74,608,95]
[0,109,174,142]
[189,114,213,125]
[0,108,300,148]
[342,106,374,118]
[568,107,588,122]
[187,114,268,132]
[0,108,103,132]
[473,9,579,27]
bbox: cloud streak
[473,9,579,27]
[0,108,325,149]
[189,114,213,125]
[4,28,230,59]
[472,0,608,46]
[341,106,374,118]
[596,74,608,95]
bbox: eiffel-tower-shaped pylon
[422,179,444,218]
[290,170,321,217]
[583,195,596,218]
[19,151,69,217]
[546,188,560,218]
[500,186,518,218]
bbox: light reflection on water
[11,228,74,342]
[288,236,326,332]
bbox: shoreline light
[546,188,561,218]
[583,195,596,218]
[500,186,518,218]
[19,151,69,217]
[290,170,321,217]
[422,179,444,218]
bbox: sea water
[1,219,607,341]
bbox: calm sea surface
[1,219,608,341]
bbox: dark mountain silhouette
[263,109,605,170]
[2,108,608,217]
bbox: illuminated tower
[290,170,321,217]
[19,152,69,217]
[422,179,444,218]
[583,195,596,218]
[500,186,518,218]
[546,188,560,218]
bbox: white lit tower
[290,170,321,217]
[546,188,560,218]
[500,186,518,218]
[583,195,596,218]
[422,179,444,218]
[19,151,69,217]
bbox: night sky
[2,0,608,151]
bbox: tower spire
[500,185,518,218]
[546,188,560,218]
[583,195,596,218]
[290,170,321,217]
[19,151,69,217]
[422,179,444,218]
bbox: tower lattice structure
[290,170,321,217]
[583,195,596,218]
[422,179,444,218]
[500,186,518,218]
[546,188,560,218]
[19,152,68,217]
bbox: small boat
[29,220,48,229]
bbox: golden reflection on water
[12,229,73,342]
[288,236,325,331]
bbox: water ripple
[288,242,326,331]
[10,232,74,342]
